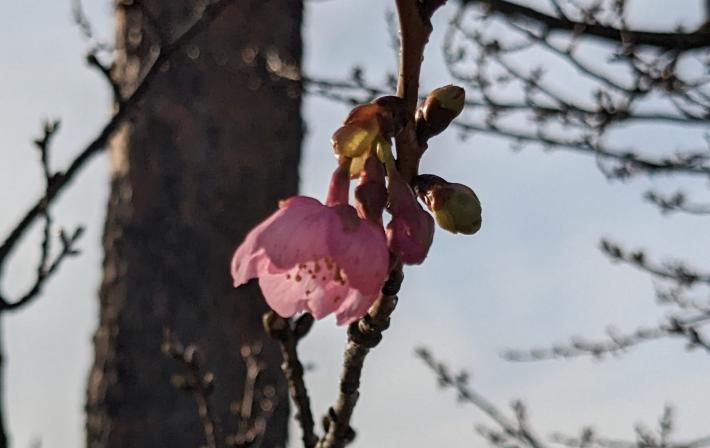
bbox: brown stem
[317,267,404,448]
[393,0,447,183]
[264,313,319,448]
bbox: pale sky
[1,1,709,447]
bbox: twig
[0,121,85,311]
[415,347,548,448]
[263,312,319,448]
[459,0,710,50]
[86,53,123,107]
[0,0,236,284]
[316,267,404,448]
[162,329,222,448]
[502,313,710,361]
[600,240,710,287]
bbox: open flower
[231,166,389,325]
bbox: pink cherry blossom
[231,167,390,325]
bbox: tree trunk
[86,1,302,447]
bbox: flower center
[284,257,348,289]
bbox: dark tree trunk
[86,1,302,447]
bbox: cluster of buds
[231,84,482,325]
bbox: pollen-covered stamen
[283,259,349,289]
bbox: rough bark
[86,1,302,447]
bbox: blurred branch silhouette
[416,348,710,448]
[163,330,277,448]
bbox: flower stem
[317,266,404,448]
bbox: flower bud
[386,172,434,264]
[354,155,387,223]
[413,174,481,235]
[416,85,465,139]
[331,118,379,158]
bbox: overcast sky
[1,1,709,447]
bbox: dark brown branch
[86,53,123,107]
[317,267,404,448]
[394,0,448,182]
[0,121,85,312]
[263,312,318,448]
[0,0,235,277]
[460,0,710,50]
[163,329,222,448]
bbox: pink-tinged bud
[386,172,434,264]
[416,85,465,139]
[325,160,351,206]
[414,174,482,235]
[355,156,387,223]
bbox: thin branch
[418,349,710,448]
[460,0,710,50]
[86,53,123,107]
[415,347,548,448]
[600,240,710,287]
[454,120,710,178]
[263,312,318,448]
[0,0,236,280]
[503,313,710,361]
[162,329,223,448]
[316,267,404,448]
[0,121,85,312]
[645,191,710,216]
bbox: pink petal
[256,197,333,269]
[327,205,389,295]
[387,208,434,265]
[335,289,380,325]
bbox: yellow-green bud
[331,119,379,158]
[416,85,465,139]
[413,174,481,235]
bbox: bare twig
[600,240,710,287]
[0,121,85,312]
[163,329,222,448]
[502,312,710,362]
[263,312,318,448]
[645,191,710,216]
[0,0,236,288]
[417,349,710,448]
[415,347,548,448]
[459,0,710,50]
[317,267,404,448]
